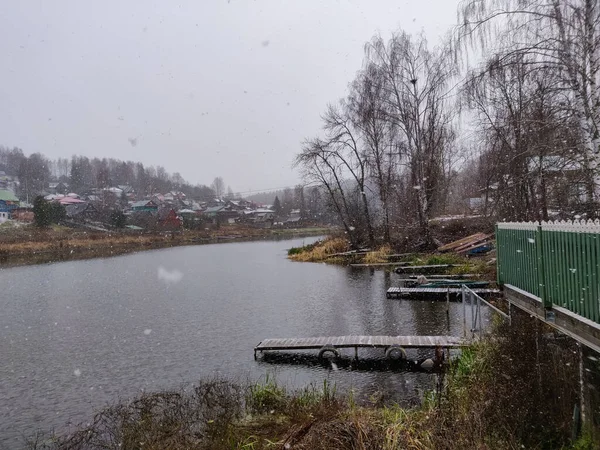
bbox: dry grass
[363,245,393,264]
[27,378,343,450]
[288,237,350,262]
[426,311,586,450]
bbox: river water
[0,237,470,447]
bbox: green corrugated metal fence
[497,222,600,324]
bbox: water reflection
[257,352,444,374]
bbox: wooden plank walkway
[407,274,480,279]
[395,264,453,273]
[255,335,467,353]
[350,262,410,268]
[387,286,500,299]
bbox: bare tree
[295,138,361,246]
[347,63,398,242]
[365,32,457,243]
[458,0,600,205]
[211,177,225,199]
[18,153,51,202]
[321,103,376,246]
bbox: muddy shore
[0,225,330,268]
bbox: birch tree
[365,32,457,242]
[458,0,600,204]
[348,64,398,242]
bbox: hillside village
[0,173,304,232]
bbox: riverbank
[288,237,494,278]
[0,224,330,267]
[29,311,595,449]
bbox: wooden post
[462,285,467,338]
[354,346,358,361]
[578,342,586,425]
[446,287,451,332]
[476,293,481,338]
[470,289,475,338]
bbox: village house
[11,207,33,222]
[239,208,275,227]
[0,189,20,221]
[479,155,589,218]
[157,208,182,230]
[117,185,135,199]
[131,200,159,212]
[285,209,302,226]
[202,205,239,224]
[65,202,99,222]
[47,182,69,195]
[0,172,19,192]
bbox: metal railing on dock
[461,285,510,339]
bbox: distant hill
[244,189,286,206]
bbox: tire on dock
[385,345,407,361]
[318,345,340,360]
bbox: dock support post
[462,285,467,338]
[354,346,358,360]
[470,289,475,338]
[578,342,586,425]
[446,287,450,332]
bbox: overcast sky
[0,0,460,194]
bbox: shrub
[49,203,66,224]
[110,210,126,228]
[246,375,287,414]
[33,196,52,228]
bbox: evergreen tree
[33,196,51,227]
[110,210,127,228]
[273,196,282,216]
[49,202,66,224]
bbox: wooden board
[454,235,494,253]
[255,335,467,351]
[437,233,487,252]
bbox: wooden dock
[395,264,453,273]
[406,274,480,279]
[386,286,500,299]
[254,335,467,360]
[350,262,410,268]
